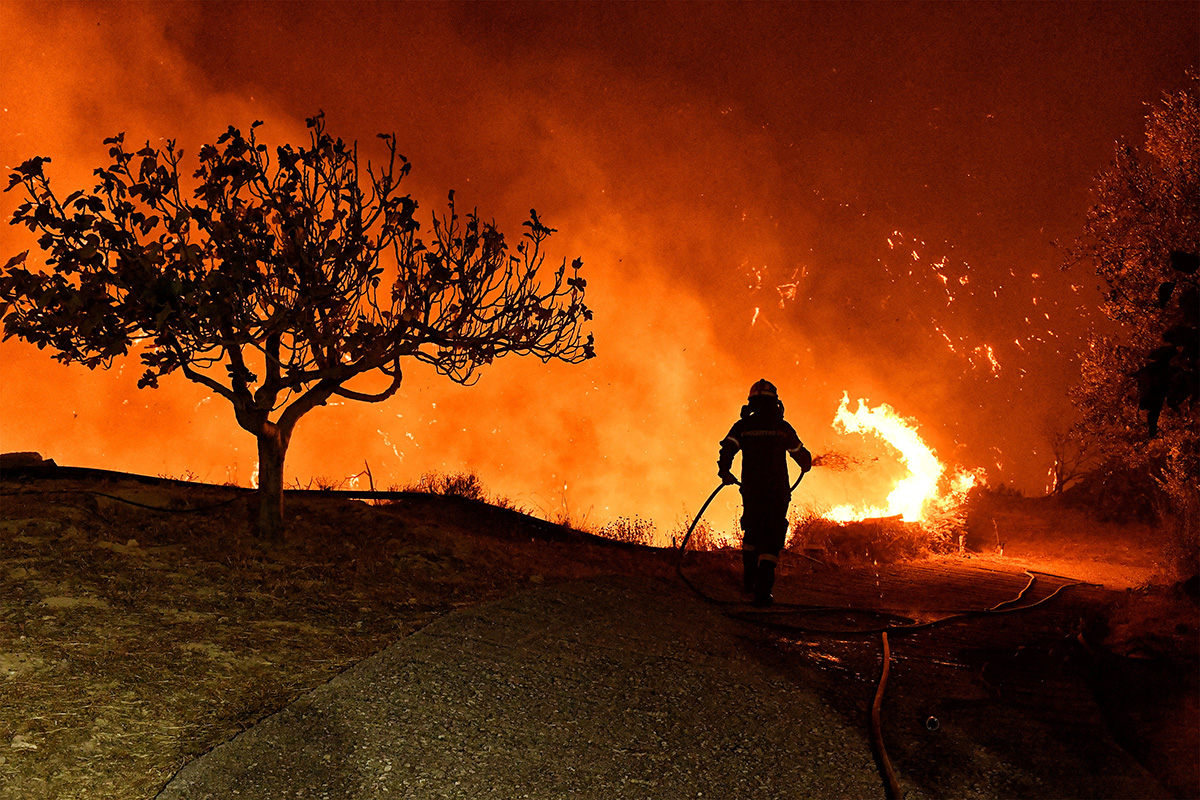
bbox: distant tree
[1,115,594,540]
[1046,425,1100,496]
[1069,76,1198,570]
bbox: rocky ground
[0,469,1196,799]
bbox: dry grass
[963,490,1168,581]
[2,475,1189,798]
[785,510,956,565]
[597,515,656,546]
[395,470,490,503]
[0,476,671,800]
[676,517,732,552]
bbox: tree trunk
[1050,460,1064,495]
[256,427,288,542]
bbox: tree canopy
[1074,79,1198,438]
[1068,76,1197,570]
[2,114,594,538]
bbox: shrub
[287,474,352,491]
[669,517,730,552]
[1060,458,1162,524]
[403,470,488,502]
[787,513,941,565]
[1156,447,1200,578]
[599,515,657,546]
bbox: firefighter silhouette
[718,379,812,607]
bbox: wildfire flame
[824,392,980,523]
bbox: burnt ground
[0,469,1197,799]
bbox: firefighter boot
[752,556,777,608]
[742,550,758,594]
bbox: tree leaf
[2,251,29,271]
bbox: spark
[777,283,798,307]
[377,429,403,460]
[937,327,958,353]
[972,344,1001,376]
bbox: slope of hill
[1,468,672,798]
[1,467,1195,798]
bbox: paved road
[156,575,885,800]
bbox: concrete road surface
[156,575,886,799]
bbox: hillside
[1,468,1196,798]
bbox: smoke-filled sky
[2,1,1196,535]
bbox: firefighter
[717,379,812,607]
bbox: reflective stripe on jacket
[718,413,809,498]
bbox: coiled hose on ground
[675,482,1091,800]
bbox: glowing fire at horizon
[824,392,981,524]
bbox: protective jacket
[718,407,811,499]
[717,384,811,607]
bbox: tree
[1069,76,1198,571]
[1,115,595,540]
[1046,424,1100,496]
[1074,78,1199,435]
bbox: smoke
[2,2,1196,534]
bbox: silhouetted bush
[1060,458,1161,525]
[963,488,1006,553]
[402,470,489,502]
[599,515,656,546]
[670,517,729,552]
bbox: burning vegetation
[786,393,985,563]
[822,392,982,525]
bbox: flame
[824,392,979,523]
[2,3,1103,535]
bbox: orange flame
[824,392,980,523]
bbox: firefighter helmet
[748,379,778,399]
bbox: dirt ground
[1,471,679,799]
[1,470,1196,799]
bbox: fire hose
[675,480,1090,800]
[870,632,901,800]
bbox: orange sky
[2,1,1196,536]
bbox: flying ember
[824,392,981,524]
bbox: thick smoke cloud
[2,2,1196,535]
